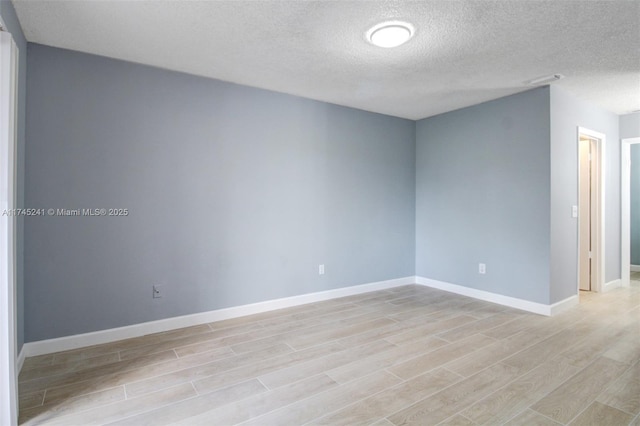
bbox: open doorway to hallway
[577,128,605,294]
[622,137,640,288]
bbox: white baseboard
[631,265,640,272]
[415,276,577,316]
[22,276,415,358]
[21,274,587,358]
[549,294,579,315]
[16,346,25,375]
[603,279,622,293]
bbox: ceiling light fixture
[527,74,565,86]
[367,21,414,48]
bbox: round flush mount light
[367,21,414,48]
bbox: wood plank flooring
[18,280,640,425]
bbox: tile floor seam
[26,354,192,397]
[379,373,471,425]
[238,372,346,423]
[528,354,622,425]
[592,362,640,417]
[455,358,578,425]
[123,351,280,397]
[609,403,638,419]
[526,408,565,425]
[436,412,477,425]
[525,355,604,418]
[244,338,399,392]
[231,370,374,425]
[118,326,259,358]
[498,328,579,370]
[87,386,202,426]
[189,381,199,396]
[295,371,406,426]
[21,386,128,425]
[498,406,532,425]
[558,402,592,426]
[383,368,405,381]
[255,377,271,392]
[228,312,392,353]
[457,413,478,425]
[167,343,350,396]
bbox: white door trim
[577,127,605,293]
[621,137,640,288]
[0,27,19,426]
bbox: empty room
[1,0,639,425]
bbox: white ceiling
[11,0,640,120]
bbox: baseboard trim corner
[630,265,640,272]
[603,279,622,293]
[22,275,415,357]
[549,294,579,315]
[16,346,25,375]
[414,276,572,316]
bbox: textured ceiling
[11,0,640,119]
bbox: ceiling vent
[527,74,565,86]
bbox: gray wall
[25,44,415,342]
[620,112,640,139]
[0,0,26,352]
[415,88,551,304]
[20,41,634,343]
[550,87,620,303]
[632,144,640,265]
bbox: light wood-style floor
[19,279,640,425]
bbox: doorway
[621,137,640,288]
[577,127,605,293]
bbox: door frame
[577,127,605,293]
[621,137,640,288]
[0,22,19,426]
[578,137,595,291]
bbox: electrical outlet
[153,285,163,299]
[318,264,325,275]
[479,263,486,274]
